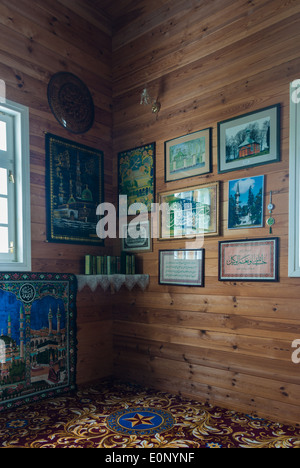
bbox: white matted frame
[289,80,300,277]
[159,249,205,287]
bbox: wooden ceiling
[56,0,154,37]
[97,0,158,18]
[97,0,143,20]
[58,1,202,45]
[86,0,172,32]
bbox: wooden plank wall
[111,0,300,425]
[0,0,114,385]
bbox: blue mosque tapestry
[0,272,77,411]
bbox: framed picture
[45,133,104,245]
[218,104,280,173]
[121,219,152,252]
[228,175,264,229]
[118,142,155,212]
[219,237,279,282]
[158,182,219,240]
[165,128,212,182]
[159,249,205,287]
[0,272,77,411]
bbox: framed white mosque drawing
[165,128,212,182]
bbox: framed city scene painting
[45,133,104,245]
[118,143,155,212]
[159,249,205,287]
[165,128,212,182]
[218,104,280,173]
[158,182,219,240]
[228,175,264,229]
[219,237,279,282]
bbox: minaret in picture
[20,306,24,359]
[48,307,53,336]
[76,152,82,198]
[57,305,61,336]
[235,182,240,214]
[7,314,11,338]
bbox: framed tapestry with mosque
[45,133,104,245]
[0,272,77,411]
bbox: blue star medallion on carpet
[106,407,175,436]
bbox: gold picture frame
[158,181,219,240]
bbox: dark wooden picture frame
[219,237,279,282]
[218,104,280,174]
[228,175,264,229]
[45,133,104,245]
[159,249,205,287]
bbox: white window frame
[0,99,31,271]
[289,80,300,277]
[0,113,16,263]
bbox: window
[0,79,5,103]
[0,98,31,271]
[289,80,300,276]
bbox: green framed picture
[45,133,104,245]
[165,128,212,182]
[158,181,219,240]
[118,143,155,212]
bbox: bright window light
[0,226,8,253]
[0,168,7,195]
[0,79,5,103]
[0,120,7,151]
[0,197,8,224]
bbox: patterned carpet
[0,379,299,449]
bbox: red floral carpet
[0,379,299,449]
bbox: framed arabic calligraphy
[158,182,219,240]
[219,238,279,282]
[159,249,205,287]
